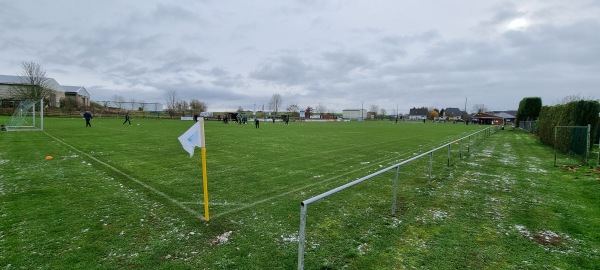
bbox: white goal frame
[6,99,44,132]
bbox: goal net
[5,99,44,131]
[554,125,590,166]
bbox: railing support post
[447,144,451,166]
[459,139,462,159]
[428,152,433,184]
[298,203,308,270]
[391,166,399,216]
[467,135,471,153]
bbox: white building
[342,109,367,120]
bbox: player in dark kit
[123,112,131,125]
[83,111,93,127]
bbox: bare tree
[129,98,137,111]
[286,104,300,117]
[305,106,313,118]
[165,90,178,119]
[268,93,283,115]
[556,93,594,104]
[175,100,189,116]
[237,106,244,112]
[472,104,488,114]
[138,100,146,111]
[9,61,56,105]
[379,108,387,120]
[315,103,327,116]
[190,99,208,114]
[111,95,125,109]
[369,104,379,114]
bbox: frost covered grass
[1,116,598,269]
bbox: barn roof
[0,74,64,91]
[62,85,90,97]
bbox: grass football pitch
[1,116,598,269]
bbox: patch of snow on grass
[387,217,403,228]
[431,210,448,221]
[281,233,298,243]
[357,243,370,255]
[210,231,233,246]
[0,159,8,165]
[417,209,449,223]
[515,224,531,239]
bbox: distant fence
[297,125,502,269]
[519,120,537,133]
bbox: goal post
[554,125,591,166]
[5,99,44,132]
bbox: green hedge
[516,97,542,126]
[538,100,600,152]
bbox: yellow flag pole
[199,118,209,221]
[201,147,209,221]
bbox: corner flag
[178,121,203,157]
[178,118,210,221]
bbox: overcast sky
[1,0,599,113]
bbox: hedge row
[538,100,600,152]
[516,97,542,126]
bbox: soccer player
[123,112,131,125]
[83,111,93,127]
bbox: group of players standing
[222,114,289,128]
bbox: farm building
[0,74,67,108]
[471,112,504,125]
[62,85,91,107]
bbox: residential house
[443,107,463,120]
[408,107,428,120]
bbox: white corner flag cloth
[178,121,203,157]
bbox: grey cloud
[502,20,600,66]
[380,30,441,45]
[250,54,314,85]
[320,50,372,76]
[480,2,524,27]
[152,3,199,22]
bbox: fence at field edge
[297,125,502,270]
[519,120,537,133]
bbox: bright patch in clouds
[507,18,530,31]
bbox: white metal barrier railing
[297,125,502,269]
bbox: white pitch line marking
[44,131,203,220]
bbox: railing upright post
[298,203,308,270]
[391,166,399,216]
[554,126,557,167]
[586,124,591,165]
[467,135,470,153]
[428,152,433,184]
[459,139,462,159]
[447,144,451,166]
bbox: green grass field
[1,116,598,269]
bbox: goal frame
[5,99,44,132]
